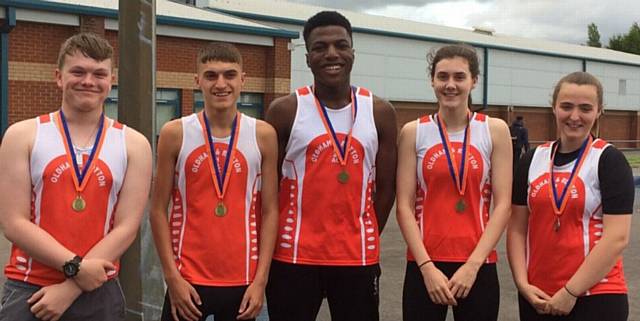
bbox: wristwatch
[62,255,82,278]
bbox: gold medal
[215,202,227,217]
[72,195,86,212]
[337,170,350,184]
[455,198,466,213]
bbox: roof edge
[0,0,299,39]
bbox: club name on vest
[50,161,107,187]
[530,176,577,199]
[310,138,361,164]
[425,147,479,171]
[191,150,242,174]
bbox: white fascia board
[15,8,78,26]
[105,18,273,47]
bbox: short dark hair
[197,42,243,67]
[303,11,353,50]
[57,32,113,69]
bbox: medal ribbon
[547,136,593,215]
[56,110,107,194]
[435,112,472,196]
[199,111,241,200]
[311,86,358,166]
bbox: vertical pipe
[118,1,155,320]
[1,6,15,137]
[482,46,489,111]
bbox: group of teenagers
[0,8,634,321]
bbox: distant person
[508,71,634,321]
[265,10,397,321]
[150,42,278,321]
[396,44,512,321]
[510,116,530,162]
[0,32,151,321]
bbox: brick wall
[6,21,290,125]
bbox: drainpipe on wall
[1,6,15,137]
[482,47,489,111]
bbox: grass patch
[626,155,640,168]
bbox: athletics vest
[273,86,379,266]
[4,113,127,286]
[526,139,626,295]
[412,113,495,263]
[171,112,262,286]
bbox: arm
[372,96,397,233]
[149,120,202,321]
[448,117,512,298]
[395,121,456,306]
[237,121,279,320]
[0,120,79,270]
[522,128,530,152]
[507,205,551,314]
[264,94,296,181]
[83,127,152,262]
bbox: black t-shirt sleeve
[512,148,536,206]
[599,146,635,214]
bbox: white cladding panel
[587,62,640,111]
[487,50,582,107]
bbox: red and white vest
[170,112,262,286]
[4,113,127,286]
[273,86,379,266]
[526,139,626,295]
[412,113,495,263]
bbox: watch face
[64,262,78,277]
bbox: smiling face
[431,56,477,111]
[553,82,601,145]
[196,60,245,112]
[55,50,114,112]
[305,25,354,88]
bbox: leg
[207,286,254,321]
[570,294,628,321]
[325,264,380,321]
[451,263,499,321]
[266,260,323,321]
[518,294,559,321]
[0,280,40,321]
[61,279,126,321]
[402,262,447,321]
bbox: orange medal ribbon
[547,136,593,231]
[199,111,241,214]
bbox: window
[619,79,627,96]
[193,91,264,119]
[105,87,181,136]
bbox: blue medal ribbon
[59,109,105,185]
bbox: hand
[28,279,82,321]
[421,263,457,306]
[518,283,551,314]
[546,287,577,316]
[237,281,265,320]
[166,274,203,321]
[72,258,115,292]
[448,262,480,299]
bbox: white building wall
[487,49,582,107]
[586,61,640,111]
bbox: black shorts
[518,292,628,321]
[266,260,381,321]
[160,284,252,321]
[402,261,499,321]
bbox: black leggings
[402,261,499,321]
[266,260,381,321]
[160,284,253,321]
[518,293,628,321]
